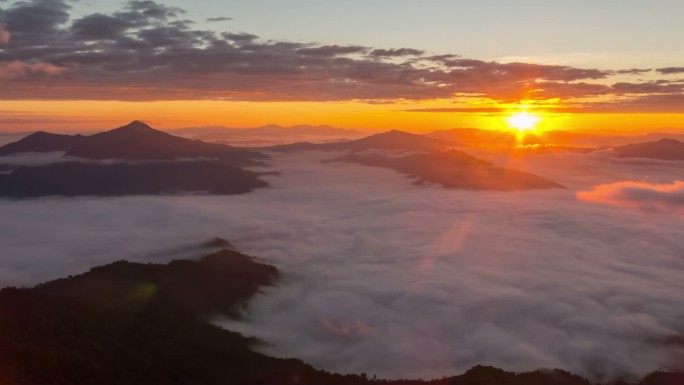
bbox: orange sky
[2,100,684,134]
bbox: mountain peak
[657,138,681,144]
[114,120,155,133]
[615,137,684,160]
[368,130,414,138]
[29,131,51,137]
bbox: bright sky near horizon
[1,0,684,132]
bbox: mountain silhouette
[264,129,455,152]
[0,131,87,156]
[0,121,274,198]
[335,149,563,190]
[65,121,265,165]
[0,121,266,166]
[614,138,684,160]
[429,127,684,149]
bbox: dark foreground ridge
[0,249,681,385]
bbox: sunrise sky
[1,0,683,132]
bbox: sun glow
[508,111,541,132]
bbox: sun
[508,111,541,132]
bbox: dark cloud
[0,0,680,108]
[657,67,684,75]
[370,48,424,57]
[613,68,652,75]
[612,81,684,94]
[0,0,70,46]
[296,45,368,57]
[219,32,257,43]
[123,0,185,21]
[578,94,684,114]
[206,16,232,22]
[442,59,610,81]
[70,13,134,40]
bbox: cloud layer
[578,180,684,211]
[0,0,682,111]
[2,151,684,382]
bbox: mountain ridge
[262,129,456,152]
[613,138,684,160]
[0,121,271,198]
[334,149,563,191]
[0,121,267,165]
[0,131,87,156]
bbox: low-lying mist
[1,150,684,381]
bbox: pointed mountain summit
[109,120,158,134]
[0,121,275,197]
[64,120,265,164]
[614,138,684,160]
[0,121,266,165]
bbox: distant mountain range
[5,122,680,198]
[613,138,684,160]
[0,121,270,198]
[428,128,684,148]
[335,150,563,191]
[170,124,367,147]
[171,124,365,138]
[263,129,455,152]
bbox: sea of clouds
[1,150,684,381]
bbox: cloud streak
[206,16,232,22]
[0,60,69,80]
[657,67,684,75]
[578,180,684,211]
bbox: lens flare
[508,111,541,132]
